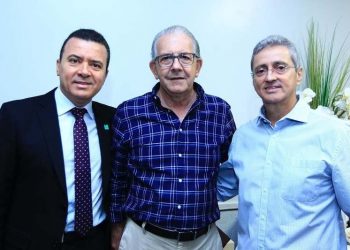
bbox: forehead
[253,45,292,67]
[156,32,194,54]
[62,37,108,62]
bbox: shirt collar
[151,82,205,106]
[257,96,311,126]
[54,87,94,119]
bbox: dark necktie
[71,107,93,236]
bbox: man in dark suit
[0,29,115,250]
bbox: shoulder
[115,92,153,116]
[202,93,230,107]
[118,92,153,108]
[308,108,348,133]
[234,118,259,137]
[201,93,232,113]
[199,93,234,122]
[195,82,231,108]
[92,101,116,121]
[92,101,116,113]
[1,89,55,113]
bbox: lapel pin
[104,124,109,130]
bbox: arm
[220,105,236,163]
[111,222,125,250]
[333,125,350,216]
[217,160,238,201]
[110,107,130,224]
[217,107,238,201]
[0,104,17,246]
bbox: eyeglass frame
[251,62,297,78]
[153,52,200,68]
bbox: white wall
[1,0,350,126]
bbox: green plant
[301,21,350,111]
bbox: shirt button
[178,179,183,183]
[179,128,183,132]
[178,154,182,157]
[177,205,182,209]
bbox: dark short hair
[59,29,110,70]
[250,35,300,71]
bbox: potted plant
[299,21,350,121]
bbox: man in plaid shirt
[110,25,236,250]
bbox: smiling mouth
[74,80,91,85]
[169,77,185,80]
[265,85,280,90]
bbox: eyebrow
[67,54,104,65]
[90,59,103,64]
[255,61,288,68]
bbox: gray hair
[151,25,200,59]
[250,35,300,70]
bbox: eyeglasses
[252,63,296,78]
[154,53,199,68]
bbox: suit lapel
[36,89,67,194]
[92,103,112,197]
[34,95,113,199]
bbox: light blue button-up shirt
[55,88,106,232]
[218,100,350,250]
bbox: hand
[346,227,350,245]
[111,222,125,250]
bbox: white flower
[343,88,350,111]
[300,88,316,104]
[334,99,347,110]
[301,87,350,120]
[315,105,336,116]
[344,87,350,99]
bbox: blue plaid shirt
[110,83,236,230]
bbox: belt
[131,218,209,242]
[61,220,106,243]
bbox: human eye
[68,56,79,64]
[158,54,173,65]
[274,63,288,73]
[91,61,103,70]
[179,53,193,64]
[254,66,267,76]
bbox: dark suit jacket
[0,89,116,250]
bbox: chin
[168,85,186,92]
[260,92,284,102]
[262,97,284,105]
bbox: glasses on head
[154,53,199,68]
[252,62,296,78]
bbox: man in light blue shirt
[217,35,350,249]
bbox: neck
[157,88,197,121]
[157,87,196,108]
[264,98,297,126]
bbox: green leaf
[301,20,350,112]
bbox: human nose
[78,62,91,76]
[265,68,277,80]
[170,56,182,69]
